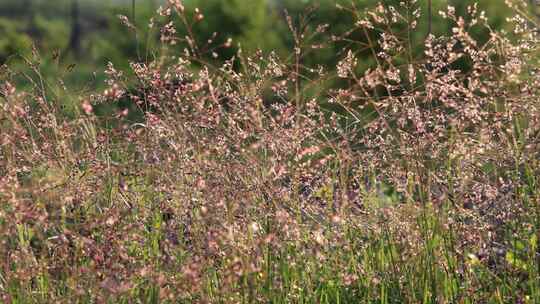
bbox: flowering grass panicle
[1,0,540,302]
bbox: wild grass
[2,0,540,303]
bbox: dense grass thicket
[2,0,540,302]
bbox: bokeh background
[0,0,533,91]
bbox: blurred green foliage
[0,0,525,90]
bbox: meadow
[2,0,540,302]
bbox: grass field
[2,1,540,303]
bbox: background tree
[67,0,81,58]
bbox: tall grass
[2,0,540,302]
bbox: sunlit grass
[2,1,540,303]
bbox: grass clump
[2,0,540,303]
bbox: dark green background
[0,0,531,97]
